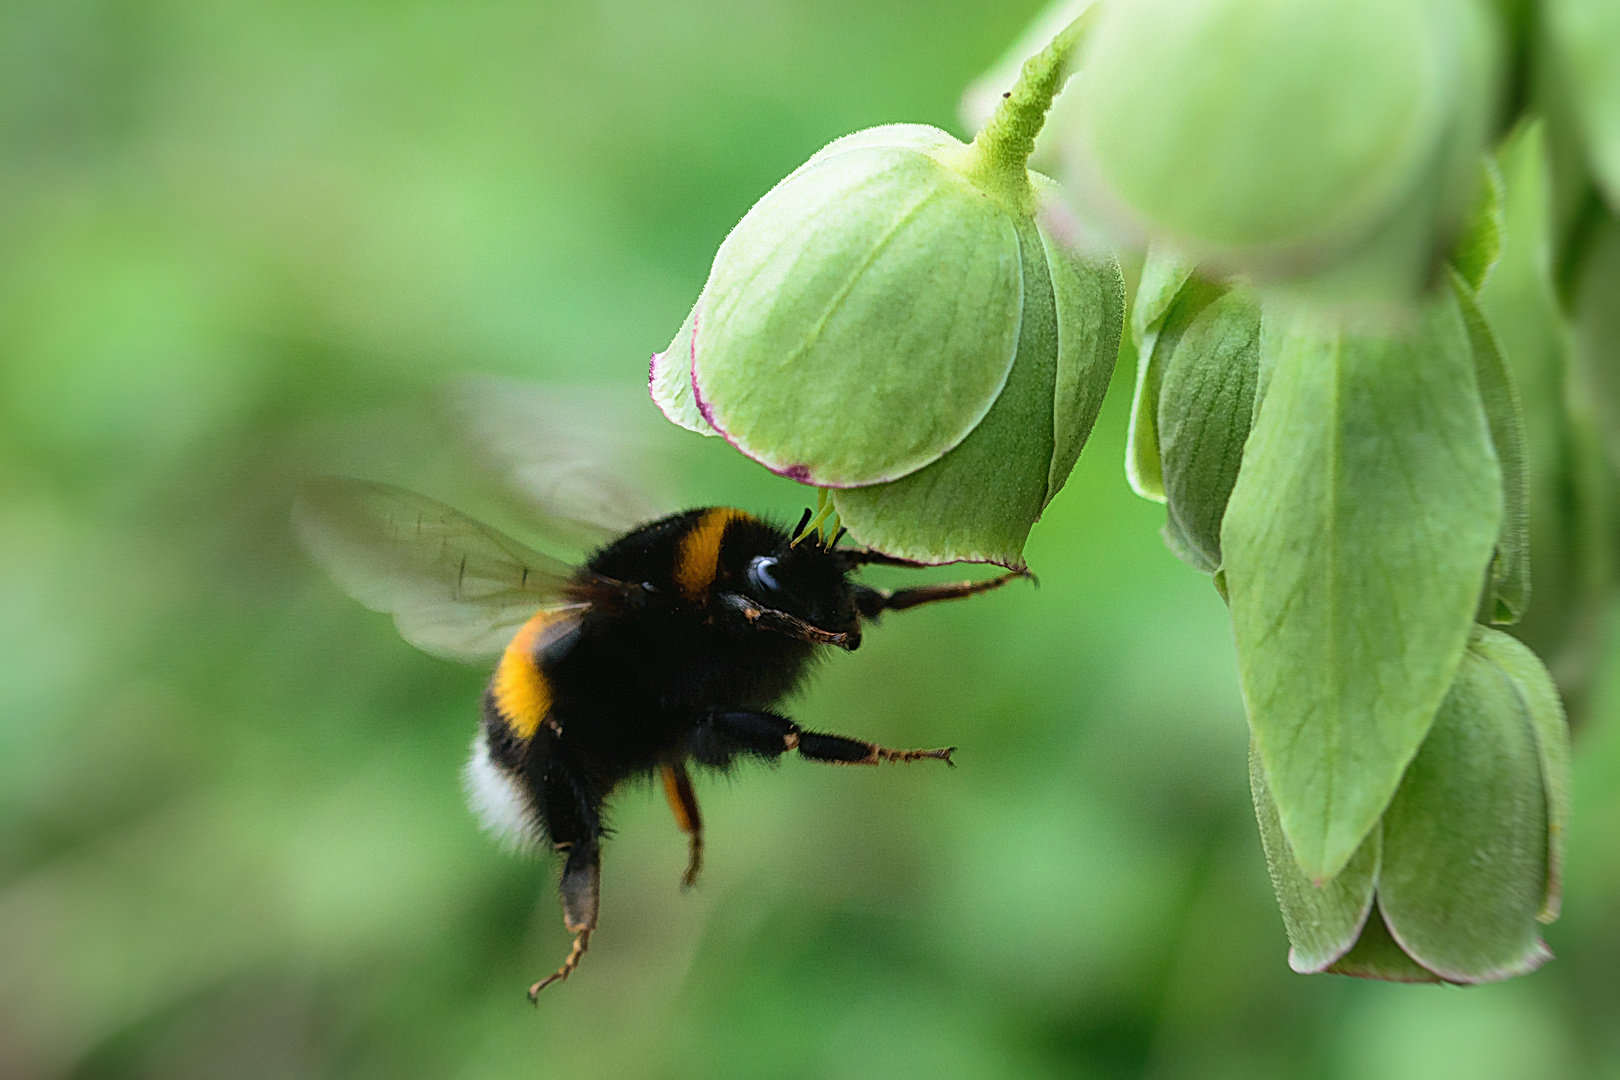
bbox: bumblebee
[296,468,1025,1001]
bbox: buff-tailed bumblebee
[293,387,1028,1001]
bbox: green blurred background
[3,1,1619,1077]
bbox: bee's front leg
[853,569,1033,621]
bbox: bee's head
[709,512,861,649]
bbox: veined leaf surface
[1222,297,1501,880]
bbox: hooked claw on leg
[528,847,600,1003]
[528,926,592,1003]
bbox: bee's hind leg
[708,710,955,768]
[529,846,598,1002]
[661,762,704,888]
[529,763,602,1002]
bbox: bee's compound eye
[749,556,781,592]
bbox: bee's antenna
[791,507,814,542]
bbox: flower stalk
[963,8,1098,210]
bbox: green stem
[963,5,1098,208]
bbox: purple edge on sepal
[685,302,951,491]
[649,300,706,425]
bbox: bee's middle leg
[706,710,954,767]
[661,762,704,889]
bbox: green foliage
[1223,298,1502,880]
[1253,627,1570,984]
[651,0,1620,992]
[1480,124,1616,724]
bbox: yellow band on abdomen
[491,610,564,740]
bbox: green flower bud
[1055,0,1499,301]
[1252,626,1571,984]
[652,123,1029,487]
[651,15,1124,566]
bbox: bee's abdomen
[482,607,581,756]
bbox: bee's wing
[293,476,585,663]
[446,377,682,550]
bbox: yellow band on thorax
[674,508,748,601]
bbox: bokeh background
[3,1,1620,1077]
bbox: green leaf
[1376,638,1553,982]
[1156,289,1262,570]
[1545,0,1620,207]
[1250,742,1380,973]
[1124,272,1226,503]
[1324,902,1444,982]
[832,219,1059,567]
[1467,626,1573,923]
[693,141,1023,487]
[1451,157,1506,293]
[1039,202,1125,508]
[1452,270,1530,624]
[1222,297,1503,880]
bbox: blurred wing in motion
[293,477,586,663]
[446,377,681,551]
